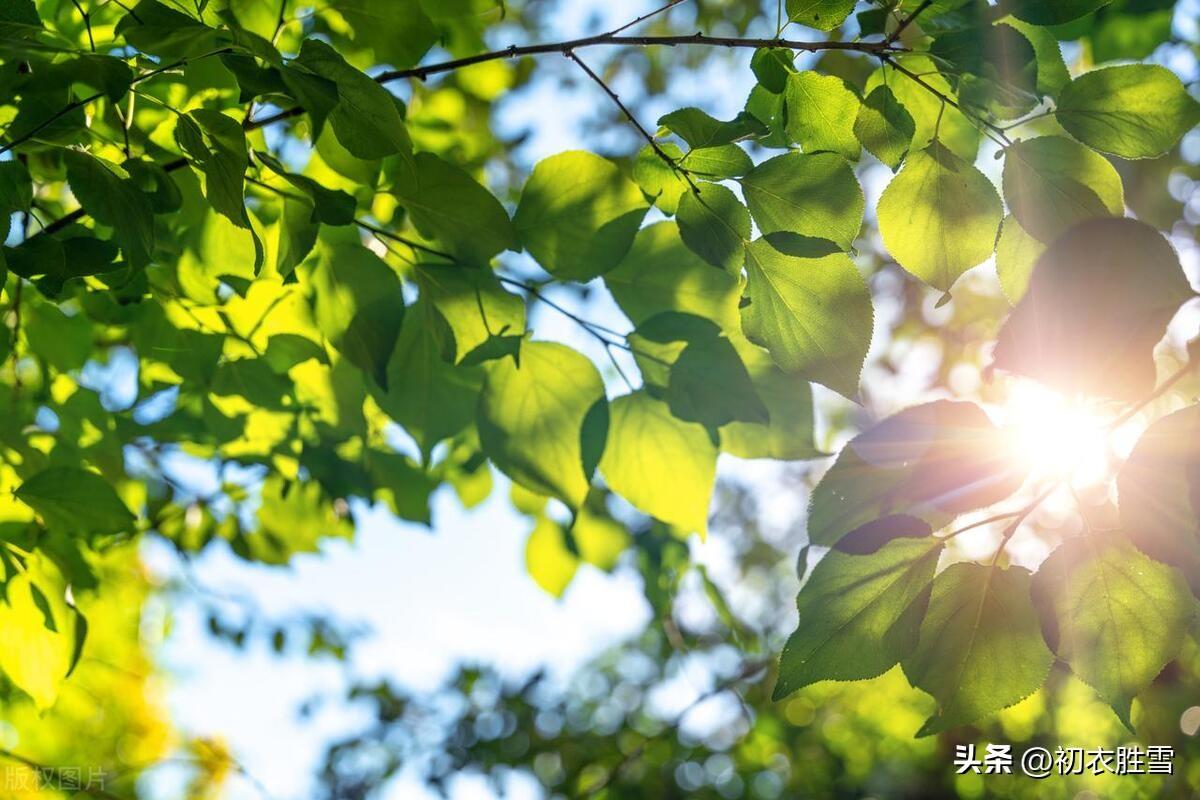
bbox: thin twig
[0,48,233,157]
[938,509,1023,541]
[989,480,1062,567]
[1108,360,1196,430]
[248,33,903,130]
[886,0,933,45]
[609,0,691,35]
[565,50,699,192]
[880,54,1013,147]
[71,0,95,51]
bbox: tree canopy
[0,0,1199,796]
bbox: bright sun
[1002,380,1118,484]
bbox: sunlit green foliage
[0,1,1198,791]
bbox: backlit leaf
[741,152,864,251]
[1117,405,1200,592]
[741,237,873,397]
[993,217,1195,401]
[784,72,861,161]
[808,401,1027,547]
[1002,136,1125,242]
[600,391,716,536]
[878,141,1002,293]
[775,533,941,698]
[676,181,750,275]
[477,340,608,509]
[854,85,916,171]
[16,467,136,537]
[393,152,516,265]
[1033,535,1194,728]
[514,151,648,281]
[1057,65,1200,159]
[903,563,1054,736]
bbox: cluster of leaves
[0,0,1197,750]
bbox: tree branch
[880,54,1013,147]
[378,33,904,84]
[248,33,903,130]
[887,0,934,45]
[564,50,699,192]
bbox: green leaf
[903,563,1054,736]
[477,340,608,509]
[1033,535,1194,729]
[0,159,31,212]
[63,150,156,268]
[993,218,1195,401]
[0,557,76,710]
[45,54,134,103]
[124,158,183,214]
[676,182,750,275]
[1056,65,1200,159]
[603,222,741,331]
[719,335,822,461]
[572,492,632,571]
[775,534,941,698]
[416,264,526,364]
[929,22,1039,119]
[600,391,716,536]
[680,144,753,179]
[878,140,1002,293]
[513,151,648,281]
[784,72,861,161]
[740,152,864,251]
[116,0,223,56]
[751,47,795,93]
[1002,136,1125,243]
[632,143,687,214]
[1117,405,1200,593]
[0,0,39,27]
[250,476,353,564]
[808,401,1027,547]
[785,0,856,30]
[741,237,873,398]
[332,0,438,68]
[1009,0,1114,24]
[630,312,767,429]
[175,111,262,270]
[16,467,136,536]
[995,214,1044,305]
[854,85,916,171]
[368,451,436,525]
[1090,4,1175,63]
[525,516,578,598]
[290,38,414,162]
[376,300,481,460]
[658,108,767,149]
[304,242,405,389]
[865,57,980,162]
[255,151,356,226]
[392,152,516,265]
[1001,18,1070,96]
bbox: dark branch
[564,50,699,192]
[887,0,934,45]
[377,33,904,83]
